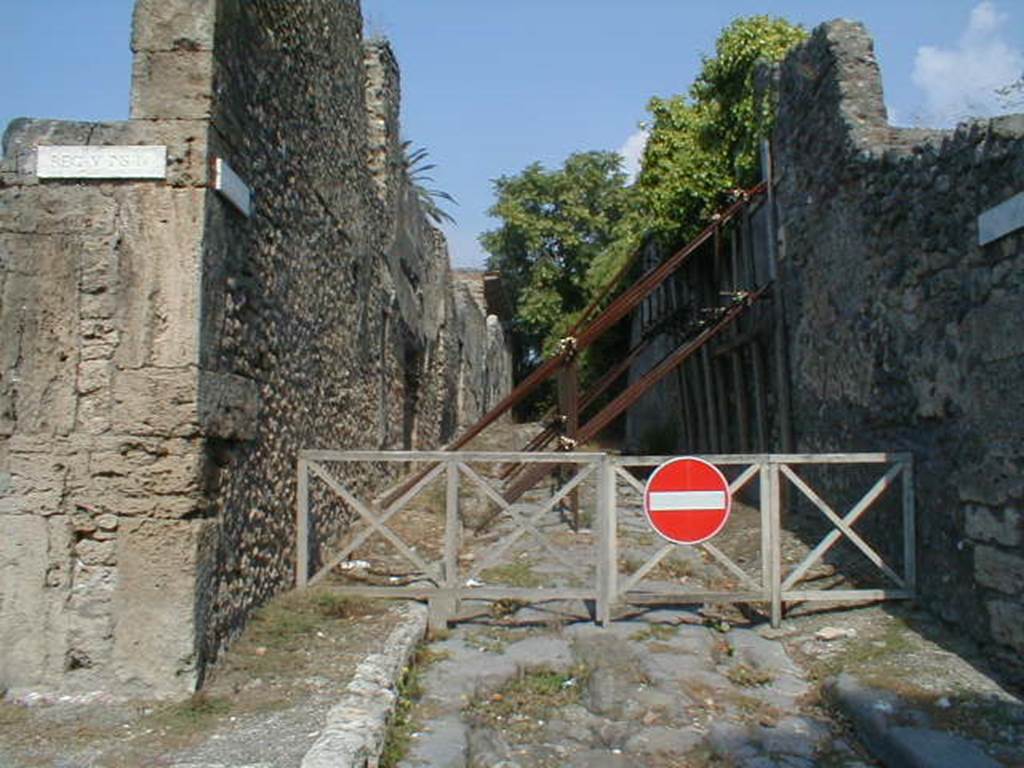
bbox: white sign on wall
[978,190,1024,246]
[214,157,252,218]
[37,145,167,179]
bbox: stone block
[987,600,1024,651]
[0,187,116,235]
[114,188,205,368]
[0,515,55,688]
[87,437,205,511]
[130,50,214,120]
[131,0,216,53]
[77,359,113,396]
[87,120,211,188]
[198,370,261,440]
[112,517,219,696]
[111,366,200,437]
[6,448,68,516]
[74,538,117,567]
[0,233,79,436]
[974,545,1024,596]
[964,504,1022,547]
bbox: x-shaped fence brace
[297,452,914,629]
[613,462,764,596]
[298,454,602,593]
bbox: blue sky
[3,1,1022,268]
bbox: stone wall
[0,0,510,695]
[772,21,1024,676]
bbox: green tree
[481,151,631,369]
[629,16,806,250]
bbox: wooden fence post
[769,460,783,627]
[429,458,460,635]
[902,454,916,595]
[596,456,617,627]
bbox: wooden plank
[444,461,460,588]
[711,322,770,357]
[467,463,597,582]
[702,542,762,590]
[701,346,720,453]
[615,465,647,497]
[317,450,918,469]
[597,456,617,626]
[325,585,597,601]
[782,589,912,602]
[750,340,768,453]
[759,463,771,605]
[296,458,309,588]
[712,354,730,453]
[622,590,766,604]
[781,463,904,590]
[306,461,436,577]
[621,544,675,594]
[902,456,917,594]
[761,141,794,453]
[300,449,603,464]
[309,461,447,586]
[677,365,695,450]
[779,464,905,589]
[731,350,750,452]
[561,360,581,528]
[729,463,761,495]
[690,359,708,452]
[613,453,904,467]
[769,461,782,628]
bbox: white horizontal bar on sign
[648,491,726,511]
[978,190,1024,246]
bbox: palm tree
[402,141,458,226]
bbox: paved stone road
[400,605,873,767]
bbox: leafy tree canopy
[481,16,806,404]
[480,151,631,363]
[632,16,807,249]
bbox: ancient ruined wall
[772,21,1024,675]
[0,0,510,695]
[453,271,514,428]
[0,74,217,694]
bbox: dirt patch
[0,588,401,768]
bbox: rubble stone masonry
[773,21,1024,678]
[0,0,510,695]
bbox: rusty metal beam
[502,288,768,505]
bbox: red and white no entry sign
[643,456,732,545]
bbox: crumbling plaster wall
[0,0,510,695]
[772,21,1024,676]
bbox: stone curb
[301,601,428,768]
[827,673,1003,768]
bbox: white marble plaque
[37,145,167,179]
[978,190,1024,246]
[214,157,252,217]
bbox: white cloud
[911,1,1024,126]
[618,127,649,183]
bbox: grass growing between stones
[725,662,775,688]
[466,666,588,738]
[144,692,233,731]
[631,623,680,643]
[379,645,450,768]
[480,558,543,588]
